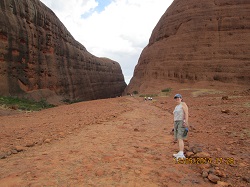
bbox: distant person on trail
[172,94,189,159]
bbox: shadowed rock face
[126,0,250,93]
[0,0,126,102]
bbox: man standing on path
[172,94,189,159]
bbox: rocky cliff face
[0,0,126,103]
[126,0,250,94]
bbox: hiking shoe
[176,154,186,159]
[173,151,183,158]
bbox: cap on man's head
[174,94,182,99]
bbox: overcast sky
[40,0,174,84]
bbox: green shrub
[161,88,172,93]
[133,90,138,95]
[0,96,54,111]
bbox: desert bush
[133,90,138,95]
[161,88,172,93]
[0,96,54,111]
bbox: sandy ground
[0,82,249,187]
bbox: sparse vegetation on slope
[0,96,55,111]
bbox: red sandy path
[0,97,212,187]
[1,81,250,187]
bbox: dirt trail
[0,97,213,187]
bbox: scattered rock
[37,140,43,146]
[208,173,220,183]
[214,170,227,178]
[26,142,35,147]
[193,152,210,158]
[204,178,209,182]
[230,151,237,155]
[222,96,229,100]
[0,153,7,159]
[215,181,232,187]
[221,109,230,114]
[59,132,65,137]
[184,146,190,151]
[239,162,248,167]
[242,176,250,183]
[11,149,18,154]
[198,164,211,170]
[191,146,202,154]
[14,146,25,152]
[185,151,194,158]
[209,168,215,174]
[227,141,236,145]
[6,151,12,156]
[229,164,237,167]
[44,139,51,143]
[202,169,210,173]
[202,171,208,178]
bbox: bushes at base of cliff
[161,88,172,93]
[0,96,55,111]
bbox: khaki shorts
[174,120,187,140]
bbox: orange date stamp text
[174,157,235,165]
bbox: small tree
[133,90,138,95]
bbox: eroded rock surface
[0,0,126,103]
[126,0,250,94]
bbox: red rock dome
[0,0,126,103]
[126,0,250,94]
